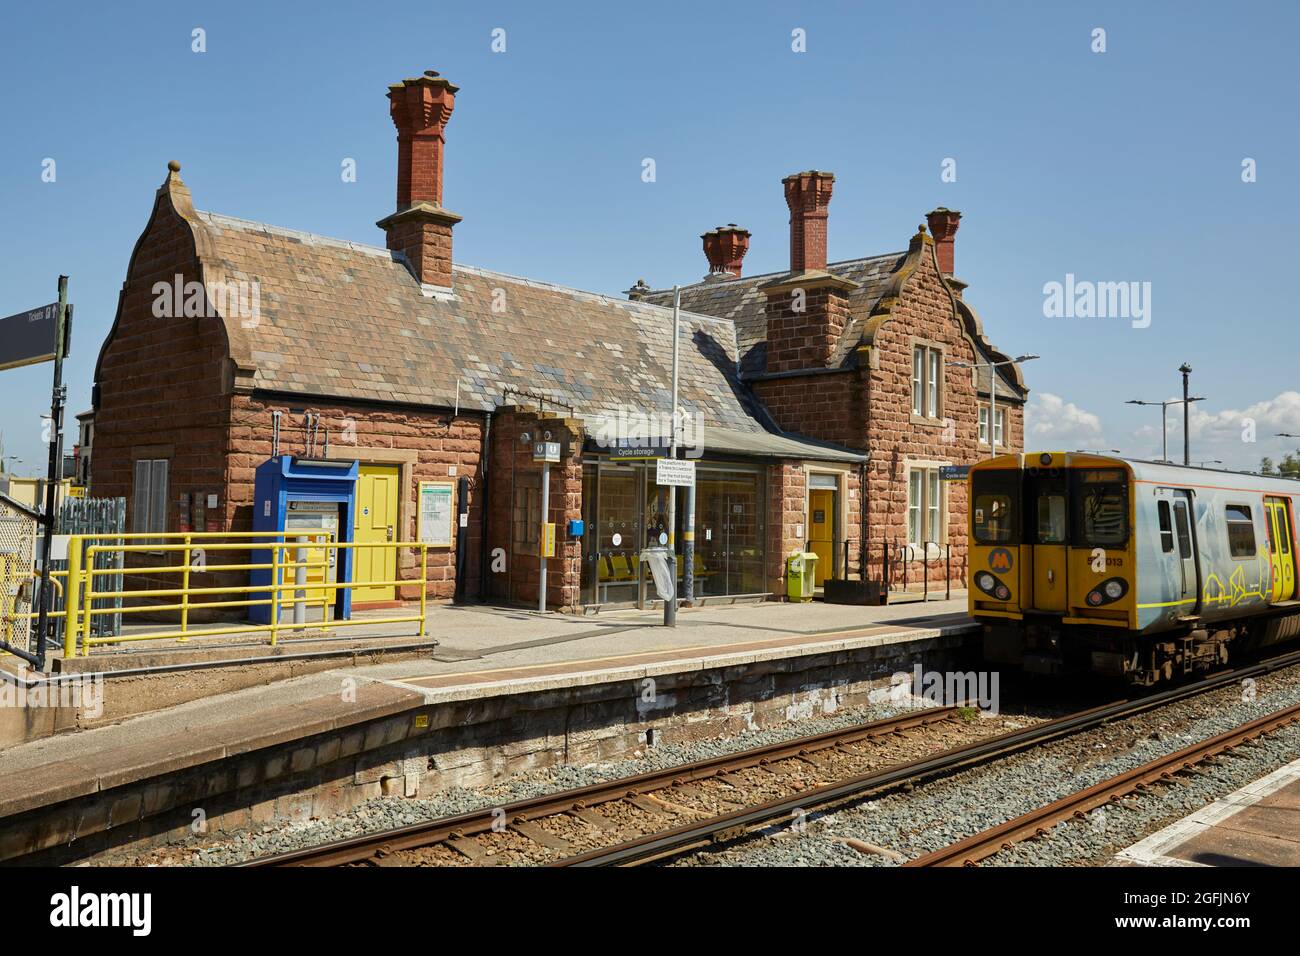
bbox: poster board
[418,480,455,548]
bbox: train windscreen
[1071,468,1129,547]
[971,469,1020,545]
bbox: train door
[1264,497,1296,602]
[1026,470,1068,612]
[1170,490,1199,612]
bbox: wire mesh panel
[0,508,37,653]
[51,497,126,643]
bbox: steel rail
[250,647,1300,868]
[247,705,959,867]
[905,700,1300,867]
[554,648,1300,866]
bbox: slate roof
[640,254,905,378]
[641,254,1024,400]
[192,210,774,435]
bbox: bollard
[63,537,81,659]
[293,535,308,630]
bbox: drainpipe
[477,410,493,602]
[858,460,868,582]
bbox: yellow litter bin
[786,551,819,602]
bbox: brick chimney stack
[378,71,462,291]
[763,171,856,373]
[701,224,751,278]
[783,171,835,273]
[925,207,962,275]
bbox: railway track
[246,704,962,866]
[905,699,1300,867]
[248,648,1300,868]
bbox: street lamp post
[1179,363,1193,466]
[1127,392,1204,463]
[948,353,1038,451]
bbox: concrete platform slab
[0,598,978,862]
[1116,758,1300,867]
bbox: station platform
[1117,758,1300,867]
[0,597,976,862]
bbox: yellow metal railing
[56,531,431,657]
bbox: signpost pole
[665,287,680,627]
[538,461,550,614]
[34,276,69,670]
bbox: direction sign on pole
[655,458,696,487]
[0,302,63,372]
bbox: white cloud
[1024,392,1106,451]
[1151,390,1300,470]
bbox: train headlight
[1087,576,1129,607]
[975,571,1011,602]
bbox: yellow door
[354,464,400,602]
[1279,501,1297,601]
[1029,477,1068,613]
[808,488,835,587]
[1265,498,1295,602]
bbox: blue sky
[2,0,1297,473]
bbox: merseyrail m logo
[987,548,1014,573]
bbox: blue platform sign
[939,465,971,481]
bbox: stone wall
[863,234,1024,588]
[486,406,584,609]
[2,632,968,865]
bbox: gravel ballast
[107,695,1016,866]
[680,667,1300,867]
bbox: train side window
[1173,500,1193,559]
[1225,504,1256,558]
[1157,500,1174,553]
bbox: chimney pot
[783,170,835,272]
[925,207,962,275]
[701,224,751,278]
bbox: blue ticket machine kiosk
[250,457,358,624]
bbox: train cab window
[1225,504,1256,558]
[1036,494,1067,544]
[1073,470,1129,547]
[1157,500,1174,553]
[972,470,1019,544]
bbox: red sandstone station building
[89,70,1028,613]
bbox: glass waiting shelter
[579,458,767,608]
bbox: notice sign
[418,481,455,547]
[655,458,696,487]
[0,302,61,372]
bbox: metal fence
[62,531,431,657]
[50,497,126,643]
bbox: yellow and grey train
[968,452,1300,685]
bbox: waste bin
[640,547,677,602]
[786,551,819,602]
